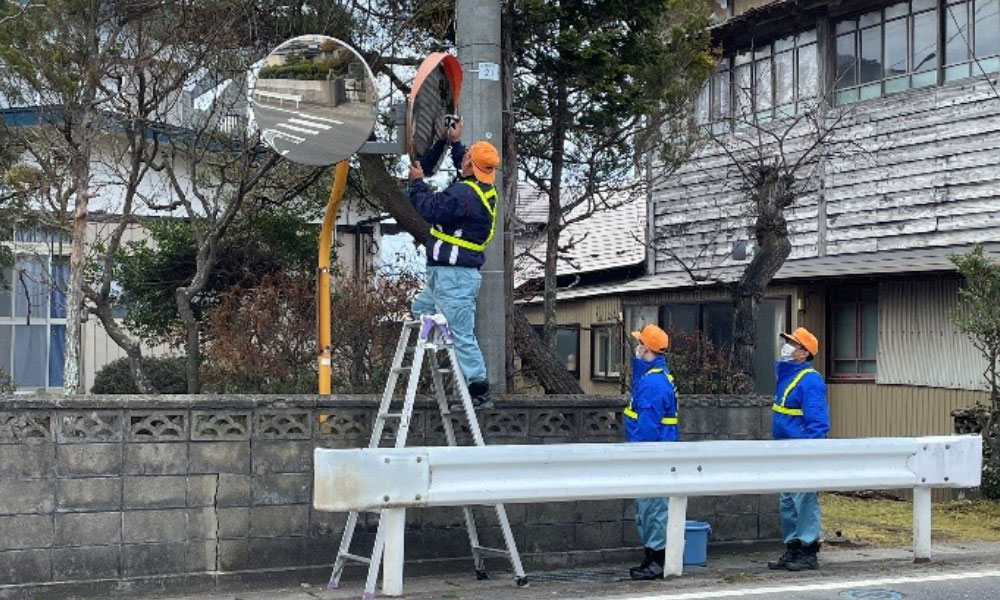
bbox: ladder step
[339,552,371,564]
[391,367,412,374]
[473,546,511,557]
[379,412,404,419]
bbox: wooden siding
[521,297,624,395]
[652,75,1000,279]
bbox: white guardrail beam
[314,436,981,591]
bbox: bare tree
[650,77,873,382]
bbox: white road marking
[288,117,332,130]
[603,569,1000,600]
[257,104,344,124]
[277,122,322,135]
[262,128,304,143]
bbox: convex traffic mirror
[251,35,376,166]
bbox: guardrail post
[382,508,406,595]
[913,487,931,563]
[664,495,688,577]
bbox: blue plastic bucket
[683,520,711,566]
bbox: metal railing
[314,435,982,593]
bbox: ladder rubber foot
[476,569,489,580]
[516,576,530,587]
[326,582,339,590]
[363,593,375,600]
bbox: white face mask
[779,343,796,361]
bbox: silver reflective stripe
[432,238,443,261]
[449,229,462,265]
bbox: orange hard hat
[631,324,669,353]
[468,141,499,185]
[781,327,819,356]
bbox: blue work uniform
[408,140,497,385]
[625,354,679,551]
[772,360,830,545]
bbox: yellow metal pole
[318,161,349,395]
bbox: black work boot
[466,380,494,409]
[785,541,820,571]
[767,539,803,570]
[629,547,654,579]
[630,548,665,580]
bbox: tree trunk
[542,82,568,351]
[176,289,201,393]
[88,299,155,393]
[731,166,794,380]
[513,308,583,394]
[501,0,517,392]
[63,160,89,394]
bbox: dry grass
[822,493,1000,546]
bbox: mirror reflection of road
[253,101,374,166]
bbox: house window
[591,324,622,380]
[834,0,1000,104]
[943,0,1000,80]
[698,29,817,128]
[829,287,878,379]
[532,324,581,378]
[0,229,69,390]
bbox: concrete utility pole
[457,0,505,392]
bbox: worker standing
[767,327,830,571]
[624,324,679,580]
[407,117,500,409]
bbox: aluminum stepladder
[327,314,528,598]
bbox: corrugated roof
[513,187,647,289]
[520,242,1000,303]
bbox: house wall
[652,73,1000,280]
[520,297,624,395]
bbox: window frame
[590,323,623,381]
[532,323,582,379]
[827,287,879,382]
[0,227,70,391]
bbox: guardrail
[253,89,302,108]
[314,436,981,594]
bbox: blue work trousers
[779,492,821,544]
[411,266,487,384]
[635,497,668,550]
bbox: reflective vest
[772,368,818,416]
[428,180,497,252]
[624,367,679,425]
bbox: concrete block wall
[0,394,773,594]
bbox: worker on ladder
[767,327,829,572]
[407,116,500,409]
[624,324,679,580]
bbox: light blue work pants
[779,492,821,544]
[635,497,668,551]
[410,266,487,384]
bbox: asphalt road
[252,102,374,165]
[608,568,1000,600]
